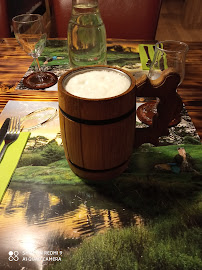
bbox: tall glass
[137,40,188,126]
[12,14,58,89]
[67,0,107,68]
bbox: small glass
[137,40,188,126]
[148,40,188,82]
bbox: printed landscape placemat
[15,39,143,91]
[0,99,201,270]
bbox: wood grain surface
[0,38,202,141]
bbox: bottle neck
[72,0,98,6]
[71,0,99,15]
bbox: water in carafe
[68,0,107,67]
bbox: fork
[0,117,21,162]
[144,46,152,67]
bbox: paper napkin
[139,44,155,70]
[0,132,30,202]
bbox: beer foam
[65,70,131,99]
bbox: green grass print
[14,143,202,185]
[46,221,202,270]
[13,142,202,270]
[13,138,202,270]
[32,40,140,68]
[129,144,202,177]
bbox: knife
[0,118,10,146]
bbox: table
[0,38,202,141]
[182,0,202,29]
[0,38,202,270]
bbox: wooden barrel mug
[58,66,136,180]
[58,65,181,180]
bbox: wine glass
[137,40,188,126]
[12,14,58,89]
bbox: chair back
[51,0,162,39]
[0,0,11,37]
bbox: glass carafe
[67,0,107,68]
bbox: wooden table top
[0,38,202,140]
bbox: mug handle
[134,68,182,148]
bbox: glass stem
[34,58,44,82]
[34,58,41,73]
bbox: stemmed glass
[137,40,188,126]
[12,14,58,89]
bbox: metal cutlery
[0,117,21,162]
[144,46,152,67]
[144,45,165,71]
[153,44,164,71]
[0,118,10,146]
[159,52,165,71]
